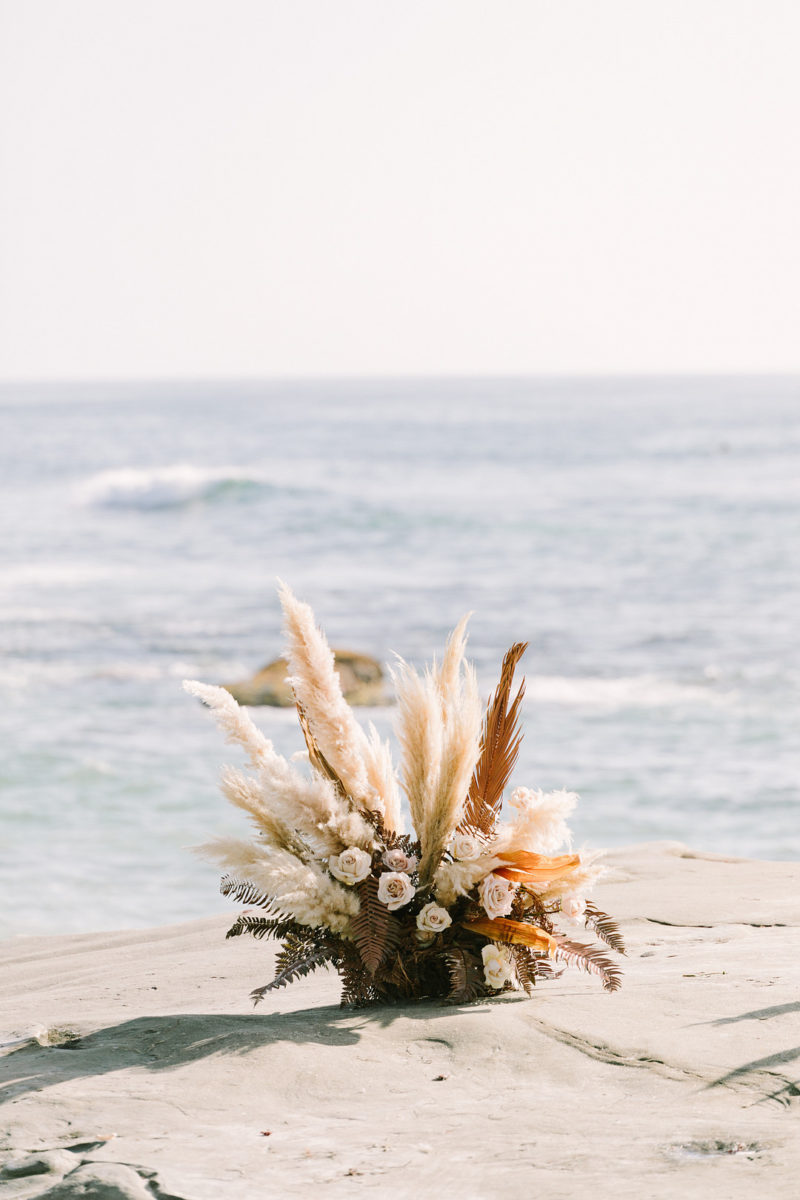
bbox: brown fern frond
[338,943,382,1007]
[220,875,283,913]
[459,642,528,837]
[551,935,624,992]
[509,944,537,995]
[351,876,402,976]
[515,888,558,931]
[584,901,627,955]
[366,809,420,859]
[532,955,564,981]
[444,947,485,1003]
[250,949,332,1003]
[225,913,296,941]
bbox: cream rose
[561,895,586,919]
[328,846,372,886]
[508,786,543,812]
[482,943,514,990]
[382,848,418,874]
[479,873,516,919]
[377,871,415,911]
[451,832,481,861]
[416,902,452,935]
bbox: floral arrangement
[184,584,624,1007]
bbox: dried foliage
[459,642,527,838]
[584,901,627,955]
[550,936,624,993]
[220,875,281,912]
[187,585,624,1008]
[225,913,295,940]
[352,876,401,975]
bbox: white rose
[377,871,415,911]
[508,786,543,812]
[451,832,481,861]
[481,943,514,989]
[382,848,418,874]
[328,846,372,886]
[416,902,452,935]
[561,895,586,919]
[479,873,516,919]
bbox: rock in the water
[222,649,387,707]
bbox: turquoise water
[1,376,798,937]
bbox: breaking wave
[76,464,269,509]
[525,675,736,709]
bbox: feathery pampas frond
[417,659,482,888]
[197,836,359,933]
[183,680,273,768]
[392,658,443,846]
[185,586,624,1007]
[278,581,381,814]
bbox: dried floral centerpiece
[185,584,624,1007]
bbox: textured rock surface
[1,843,798,1198]
[221,649,387,707]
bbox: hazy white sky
[1,0,798,379]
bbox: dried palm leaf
[465,915,556,954]
[459,641,528,838]
[296,700,348,797]
[494,850,581,884]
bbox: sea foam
[76,464,266,509]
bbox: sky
[0,0,798,380]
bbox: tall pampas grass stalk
[418,662,482,888]
[392,659,444,846]
[278,580,383,816]
[183,679,375,856]
[185,585,624,1007]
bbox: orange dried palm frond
[494,850,581,883]
[465,915,556,954]
[459,641,528,838]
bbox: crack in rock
[530,1019,800,1106]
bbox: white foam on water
[75,464,266,509]
[525,675,737,709]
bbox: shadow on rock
[0,997,501,1105]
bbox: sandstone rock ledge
[1,843,798,1199]
[222,650,387,707]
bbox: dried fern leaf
[220,875,283,913]
[225,914,296,941]
[338,950,382,1007]
[465,915,555,953]
[250,950,332,1003]
[509,944,537,995]
[494,851,581,883]
[351,875,401,976]
[460,642,528,837]
[551,935,624,992]
[444,947,485,1003]
[584,901,627,955]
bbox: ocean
[1,375,798,939]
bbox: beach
[2,841,798,1199]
